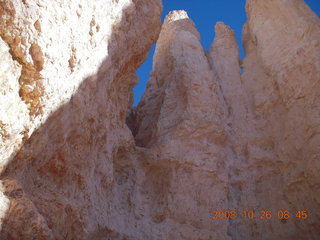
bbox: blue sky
[133,0,320,106]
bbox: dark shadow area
[0,0,160,239]
[1,0,320,239]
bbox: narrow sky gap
[133,0,320,106]
[133,44,156,106]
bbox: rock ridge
[0,0,319,239]
[132,1,320,239]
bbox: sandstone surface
[0,0,320,239]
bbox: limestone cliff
[0,0,319,239]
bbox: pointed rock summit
[0,0,319,239]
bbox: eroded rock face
[233,1,320,239]
[133,11,230,239]
[0,0,161,171]
[0,0,319,239]
[0,0,162,239]
[133,1,320,240]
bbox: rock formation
[0,0,162,239]
[134,1,320,239]
[0,0,319,239]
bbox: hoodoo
[0,0,319,239]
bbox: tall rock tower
[0,0,319,239]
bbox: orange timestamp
[210,210,308,220]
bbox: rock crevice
[0,0,320,239]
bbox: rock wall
[233,1,320,239]
[133,1,320,239]
[0,0,160,172]
[0,0,319,239]
[0,0,162,239]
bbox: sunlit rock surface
[0,0,162,239]
[134,1,320,239]
[1,0,319,239]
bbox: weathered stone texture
[0,0,162,239]
[133,1,320,239]
[0,0,319,239]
